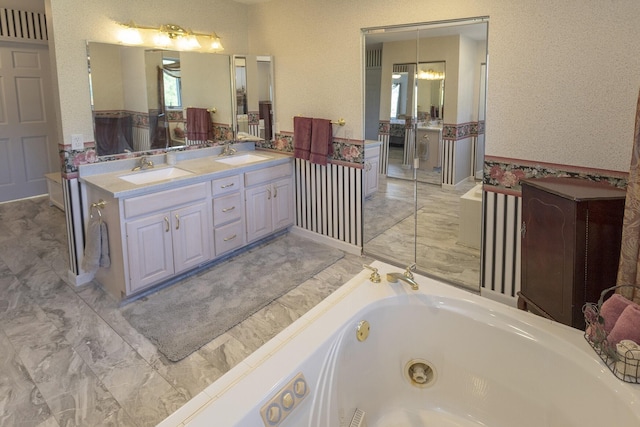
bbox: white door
[0,42,57,202]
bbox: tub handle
[363,264,381,283]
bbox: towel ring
[90,199,106,221]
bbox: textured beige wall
[45,0,248,147]
[248,0,640,172]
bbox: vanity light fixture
[117,21,224,52]
[417,69,445,80]
[118,21,143,45]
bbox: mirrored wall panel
[363,18,488,291]
[233,55,275,142]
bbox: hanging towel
[293,116,312,160]
[186,107,212,143]
[309,118,333,166]
[82,219,110,272]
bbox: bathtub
[160,261,640,426]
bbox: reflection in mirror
[87,42,234,156]
[233,55,275,142]
[363,18,488,292]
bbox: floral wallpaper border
[484,155,628,193]
[256,132,364,167]
[59,123,233,179]
[377,119,484,141]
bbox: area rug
[120,233,344,361]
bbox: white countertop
[79,144,292,199]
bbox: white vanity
[416,125,442,172]
[79,144,294,300]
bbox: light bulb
[119,27,142,45]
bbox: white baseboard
[290,226,362,256]
[68,269,94,287]
[480,287,518,308]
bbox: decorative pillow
[174,126,185,138]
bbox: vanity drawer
[214,220,244,256]
[123,182,208,218]
[244,162,292,187]
[212,175,241,197]
[213,193,242,226]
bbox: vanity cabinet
[125,183,211,293]
[364,143,381,198]
[212,174,245,256]
[81,153,294,300]
[245,163,294,243]
[518,177,626,329]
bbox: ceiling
[233,0,272,3]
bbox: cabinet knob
[222,206,236,213]
[273,185,278,198]
[267,188,271,200]
[164,216,170,232]
[175,214,180,230]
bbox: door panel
[0,44,56,202]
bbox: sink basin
[215,153,269,166]
[119,167,194,185]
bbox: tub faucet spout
[386,272,419,290]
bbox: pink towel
[186,108,211,142]
[601,293,635,334]
[608,303,640,345]
[293,116,312,160]
[309,118,333,166]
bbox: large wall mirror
[232,55,275,142]
[87,41,234,156]
[363,18,488,292]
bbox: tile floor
[364,174,481,290]
[0,196,371,427]
[0,175,479,426]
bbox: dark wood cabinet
[518,177,626,329]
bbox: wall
[248,0,640,173]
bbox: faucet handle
[404,263,416,279]
[363,264,381,283]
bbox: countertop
[79,144,292,199]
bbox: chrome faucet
[218,143,237,157]
[386,263,419,290]
[131,156,154,171]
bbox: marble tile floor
[364,175,481,290]
[0,196,373,427]
[387,145,442,185]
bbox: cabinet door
[245,184,273,243]
[521,187,576,325]
[172,202,211,274]
[364,156,379,198]
[126,212,174,293]
[272,177,294,231]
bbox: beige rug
[121,233,344,361]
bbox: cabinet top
[521,177,626,201]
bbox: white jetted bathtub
[160,261,640,427]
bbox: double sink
[118,153,271,185]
